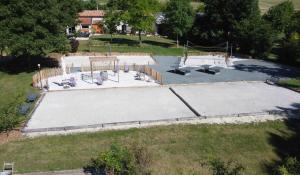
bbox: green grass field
[0,71,35,113]
[78,34,198,56]
[0,121,299,174]
[279,77,300,89]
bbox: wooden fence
[32,68,63,88]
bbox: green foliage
[70,39,80,53]
[104,9,122,41]
[234,15,276,58]
[208,159,244,175]
[264,1,295,36]
[126,0,159,45]
[81,0,100,10]
[164,0,195,38]
[202,0,260,41]
[274,157,300,175]
[88,144,135,175]
[0,95,22,135]
[0,0,82,58]
[279,33,300,64]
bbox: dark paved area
[151,56,300,84]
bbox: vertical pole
[226,41,229,54]
[230,44,233,57]
[38,64,42,89]
[176,33,179,48]
[90,61,94,83]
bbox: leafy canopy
[164,0,195,37]
[0,0,82,57]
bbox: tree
[0,0,82,66]
[164,0,195,47]
[233,15,276,58]
[104,9,121,42]
[264,1,295,37]
[274,157,300,175]
[202,0,260,42]
[126,0,159,46]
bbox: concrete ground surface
[47,70,158,91]
[172,82,300,117]
[25,82,300,134]
[151,56,300,84]
[15,169,85,175]
[25,86,195,131]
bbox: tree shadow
[234,63,300,79]
[92,36,175,48]
[0,55,59,74]
[262,103,300,174]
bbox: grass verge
[0,121,299,174]
[78,34,203,56]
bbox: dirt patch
[0,129,22,145]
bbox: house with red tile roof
[77,10,105,34]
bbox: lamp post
[38,64,42,89]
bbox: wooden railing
[32,68,63,88]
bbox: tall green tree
[164,0,195,47]
[0,0,82,65]
[264,1,295,37]
[233,15,275,58]
[104,9,122,42]
[126,0,159,46]
[202,0,260,41]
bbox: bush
[279,34,300,64]
[86,144,152,175]
[207,159,244,175]
[86,144,135,175]
[0,102,21,135]
[274,157,300,175]
[70,39,79,53]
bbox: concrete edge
[22,109,300,137]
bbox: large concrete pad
[25,87,195,130]
[172,82,300,116]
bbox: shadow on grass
[263,103,300,174]
[0,56,59,74]
[92,36,175,48]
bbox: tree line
[0,0,299,64]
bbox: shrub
[86,144,135,175]
[279,34,300,64]
[70,39,79,53]
[207,159,244,175]
[0,102,21,135]
[274,157,300,175]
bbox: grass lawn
[0,121,299,174]
[78,34,202,56]
[0,71,36,113]
[279,77,300,90]
[260,0,300,13]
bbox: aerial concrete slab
[25,87,195,131]
[172,82,300,116]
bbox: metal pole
[230,44,233,57]
[38,64,42,89]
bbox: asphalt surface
[150,56,300,84]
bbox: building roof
[79,18,92,25]
[79,10,105,17]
